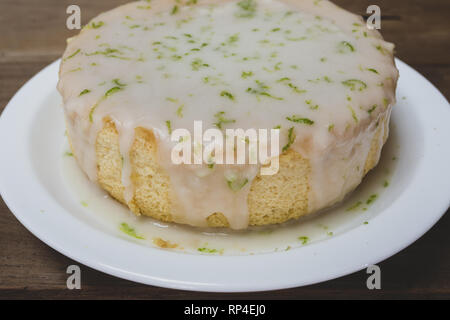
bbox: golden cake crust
[91,116,388,227]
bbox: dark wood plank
[0,0,449,299]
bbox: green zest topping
[165,120,172,134]
[286,115,314,125]
[191,58,209,70]
[235,0,257,18]
[246,80,283,100]
[280,80,307,94]
[227,33,240,44]
[375,45,387,55]
[225,173,249,192]
[214,111,236,129]
[176,105,184,118]
[366,194,378,205]
[367,68,379,74]
[105,86,123,97]
[89,105,97,122]
[89,85,124,122]
[383,180,389,188]
[277,77,290,83]
[171,5,179,15]
[282,127,295,152]
[90,21,104,29]
[119,222,145,239]
[348,106,358,122]
[263,62,282,73]
[346,201,362,211]
[298,236,309,245]
[220,90,235,101]
[68,67,82,73]
[342,79,367,91]
[65,49,81,61]
[85,48,131,60]
[241,71,254,79]
[286,36,307,42]
[79,89,91,96]
[338,41,355,53]
[328,124,335,132]
[112,78,126,87]
[64,151,73,157]
[137,4,152,10]
[198,247,219,254]
[368,105,377,114]
[305,99,319,110]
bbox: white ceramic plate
[0,59,449,292]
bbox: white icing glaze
[58,0,398,229]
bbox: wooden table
[1,0,449,299]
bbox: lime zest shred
[305,99,319,110]
[241,71,254,79]
[220,90,235,101]
[119,222,145,240]
[64,49,81,61]
[214,111,236,129]
[282,127,295,152]
[286,115,314,125]
[191,58,210,71]
[246,80,284,100]
[165,120,172,134]
[112,78,126,87]
[105,86,123,97]
[366,194,378,205]
[90,21,104,29]
[298,236,309,245]
[226,174,249,192]
[171,5,179,15]
[348,106,358,122]
[198,247,220,254]
[346,201,362,211]
[235,0,257,18]
[368,105,377,114]
[176,105,184,118]
[338,41,355,53]
[89,86,123,122]
[342,79,367,91]
[79,89,91,96]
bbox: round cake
[58,0,398,229]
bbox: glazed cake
[58,0,398,229]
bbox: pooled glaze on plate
[58,0,398,229]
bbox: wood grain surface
[0,0,449,299]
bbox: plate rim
[0,58,449,292]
